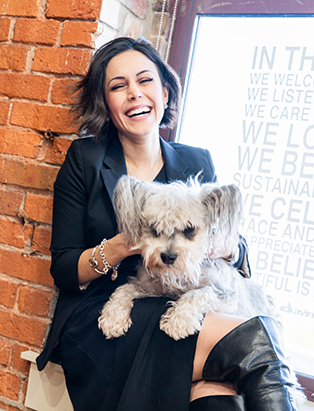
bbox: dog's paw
[159,306,203,340]
[98,304,132,339]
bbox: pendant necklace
[126,149,162,182]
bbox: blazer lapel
[160,138,190,181]
[100,137,191,207]
[100,138,127,205]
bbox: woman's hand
[78,233,142,285]
[206,241,239,263]
[105,233,142,264]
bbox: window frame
[166,0,314,402]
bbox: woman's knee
[192,311,246,381]
[190,380,237,402]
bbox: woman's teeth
[127,107,151,117]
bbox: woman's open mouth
[126,106,152,118]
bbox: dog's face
[113,176,242,285]
[135,182,210,283]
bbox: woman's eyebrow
[136,70,153,76]
[107,76,125,86]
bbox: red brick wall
[0,0,97,407]
[0,0,175,409]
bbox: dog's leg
[160,285,231,340]
[98,283,145,338]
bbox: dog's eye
[151,228,159,237]
[183,226,196,240]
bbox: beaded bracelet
[89,239,120,281]
[99,238,120,281]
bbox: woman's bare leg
[193,311,246,381]
[190,381,238,402]
[191,311,246,401]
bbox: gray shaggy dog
[98,175,275,341]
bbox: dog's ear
[113,176,147,244]
[201,183,243,240]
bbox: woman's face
[104,49,169,141]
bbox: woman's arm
[77,233,140,285]
[50,140,140,291]
[232,236,251,278]
[50,141,88,291]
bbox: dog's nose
[161,253,177,265]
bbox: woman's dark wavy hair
[72,37,182,138]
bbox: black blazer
[37,136,217,370]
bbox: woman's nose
[128,83,142,100]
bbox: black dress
[36,136,230,410]
[57,167,198,411]
[60,291,198,411]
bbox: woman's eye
[110,83,125,91]
[139,77,153,84]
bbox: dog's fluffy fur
[98,175,306,406]
[98,175,275,340]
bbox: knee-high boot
[202,316,304,411]
[189,395,246,410]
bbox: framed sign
[177,14,314,377]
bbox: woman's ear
[105,103,111,120]
[163,86,169,107]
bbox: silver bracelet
[89,240,120,281]
[99,238,120,281]
[89,245,104,275]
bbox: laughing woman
[36,37,302,411]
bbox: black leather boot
[189,395,246,410]
[202,316,302,411]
